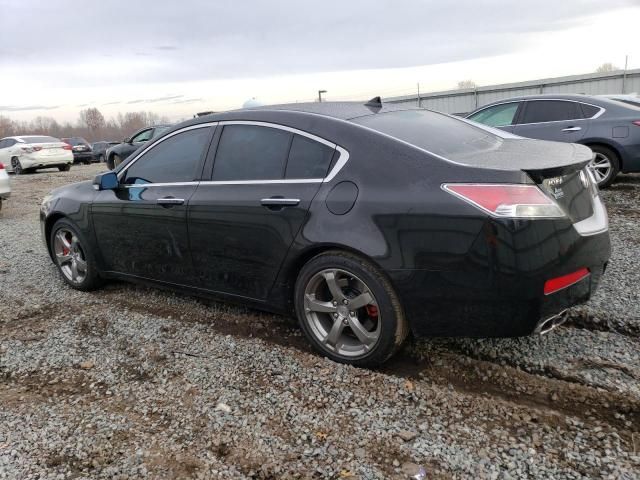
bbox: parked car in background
[91,141,119,162]
[61,137,95,164]
[0,162,10,211]
[466,94,640,187]
[41,101,610,366]
[0,135,73,174]
[106,125,171,170]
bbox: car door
[188,122,336,300]
[513,100,587,143]
[91,124,215,285]
[466,102,522,133]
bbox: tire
[49,218,103,291]
[11,157,23,175]
[294,250,408,367]
[58,164,71,172]
[83,160,91,165]
[588,145,620,189]
[98,154,105,162]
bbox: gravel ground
[0,164,639,479]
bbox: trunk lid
[448,138,595,223]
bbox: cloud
[0,105,60,111]
[1,0,634,88]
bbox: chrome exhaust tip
[535,309,568,335]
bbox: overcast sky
[0,0,638,122]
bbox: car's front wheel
[295,251,408,367]
[588,145,620,188]
[50,218,102,291]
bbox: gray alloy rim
[589,153,612,184]
[53,228,87,284]
[11,158,22,174]
[303,268,381,358]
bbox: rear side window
[122,127,212,185]
[520,100,582,124]
[285,135,334,179]
[352,109,502,157]
[213,125,292,181]
[468,103,520,127]
[580,103,601,118]
[22,136,59,144]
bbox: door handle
[157,197,185,207]
[561,126,581,132]
[260,197,300,209]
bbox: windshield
[153,126,171,138]
[350,109,504,157]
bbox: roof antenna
[365,96,382,108]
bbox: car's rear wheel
[588,145,620,188]
[98,154,105,162]
[58,164,71,172]
[295,251,408,367]
[50,218,102,291]
[11,157,23,175]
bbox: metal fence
[385,69,640,115]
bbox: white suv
[0,135,74,174]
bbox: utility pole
[622,55,628,94]
[318,90,327,102]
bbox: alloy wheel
[589,153,612,185]
[53,228,88,285]
[303,268,381,357]
[11,158,22,175]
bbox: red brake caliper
[366,305,379,318]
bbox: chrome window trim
[117,122,218,181]
[118,120,351,187]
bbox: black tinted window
[122,127,212,185]
[285,135,334,179]
[352,110,502,157]
[213,125,292,181]
[520,101,582,123]
[580,103,601,118]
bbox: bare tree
[595,63,619,73]
[79,107,106,133]
[456,80,477,89]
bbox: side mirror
[93,171,119,191]
[124,137,132,144]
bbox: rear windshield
[152,126,171,138]
[350,109,503,157]
[63,137,89,146]
[20,136,59,144]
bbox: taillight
[544,268,590,295]
[0,163,4,169]
[442,183,565,218]
[632,120,640,127]
[20,146,42,153]
[62,144,72,150]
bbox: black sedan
[61,137,95,164]
[105,125,171,170]
[40,101,610,366]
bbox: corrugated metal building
[385,68,640,115]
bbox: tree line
[0,108,171,143]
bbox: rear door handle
[261,197,300,209]
[157,197,185,207]
[561,126,581,132]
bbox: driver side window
[131,129,153,143]
[121,127,213,185]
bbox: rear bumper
[72,152,95,162]
[387,221,611,338]
[619,143,640,173]
[20,153,73,169]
